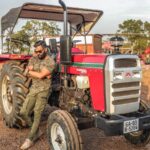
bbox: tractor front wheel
[47,110,83,150]
[124,100,150,147]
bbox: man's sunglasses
[34,50,43,54]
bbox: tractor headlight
[132,71,141,78]
[113,72,123,80]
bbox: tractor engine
[58,75,93,117]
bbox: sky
[0,0,150,48]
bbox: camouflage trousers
[20,89,49,141]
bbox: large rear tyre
[0,61,30,128]
[124,100,150,147]
[47,110,83,150]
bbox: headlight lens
[113,72,123,80]
[132,71,141,78]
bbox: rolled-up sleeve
[40,57,55,73]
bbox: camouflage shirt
[28,55,55,94]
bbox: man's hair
[34,40,47,48]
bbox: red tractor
[1,1,150,149]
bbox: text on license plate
[123,119,139,134]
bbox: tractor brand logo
[76,68,87,74]
[124,71,133,78]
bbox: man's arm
[28,67,50,79]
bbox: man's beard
[38,51,46,59]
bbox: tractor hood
[1,2,103,35]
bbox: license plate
[123,119,139,134]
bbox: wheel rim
[2,75,13,114]
[51,122,67,150]
[130,130,143,137]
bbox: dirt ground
[0,65,150,150]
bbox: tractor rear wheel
[47,110,83,150]
[0,61,30,128]
[124,100,150,147]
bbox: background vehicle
[1,1,150,150]
[140,47,150,64]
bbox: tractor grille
[112,90,139,97]
[115,58,137,68]
[112,82,140,88]
[112,82,140,105]
[105,55,141,115]
[112,98,138,105]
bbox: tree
[5,20,61,53]
[21,20,60,44]
[10,30,30,53]
[118,19,150,54]
[144,21,150,47]
[144,21,150,34]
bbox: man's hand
[23,66,33,76]
[27,66,33,71]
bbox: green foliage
[144,21,150,34]
[118,19,150,54]
[5,20,61,53]
[134,38,148,54]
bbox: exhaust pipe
[59,0,68,36]
[59,0,72,65]
[59,0,72,88]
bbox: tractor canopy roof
[1,2,103,35]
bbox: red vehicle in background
[140,47,150,64]
[1,1,150,150]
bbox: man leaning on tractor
[20,40,55,150]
